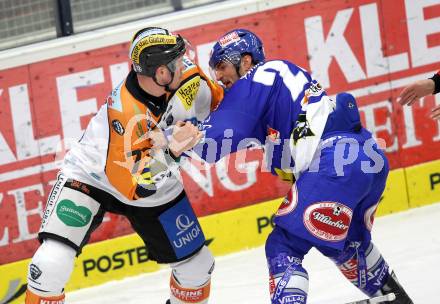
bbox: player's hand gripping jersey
[62,57,223,207]
[195,60,361,179]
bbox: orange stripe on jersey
[25,289,65,304]
[106,80,156,200]
[181,64,200,80]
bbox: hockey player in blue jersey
[167,29,413,304]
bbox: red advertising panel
[0,0,439,263]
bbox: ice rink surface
[68,203,440,303]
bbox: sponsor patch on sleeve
[176,76,201,110]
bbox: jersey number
[253,61,308,101]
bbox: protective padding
[269,262,309,304]
[169,246,214,303]
[265,228,310,304]
[27,239,76,296]
[170,245,214,286]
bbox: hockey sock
[168,246,213,303]
[25,288,65,304]
[169,274,210,303]
[333,241,389,296]
[267,253,309,304]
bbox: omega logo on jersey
[173,214,201,248]
[303,202,352,242]
[111,119,125,135]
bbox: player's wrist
[167,147,182,161]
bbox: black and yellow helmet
[129,27,186,77]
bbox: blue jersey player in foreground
[166,29,414,303]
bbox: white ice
[68,203,440,303]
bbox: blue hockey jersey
[191,60,361,180]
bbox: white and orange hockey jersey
[62,58,223,207]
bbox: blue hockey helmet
[209,29,265,69]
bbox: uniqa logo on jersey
[173,214,201,248]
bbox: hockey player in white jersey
[25,27,223,304]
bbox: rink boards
[1,0,440,302]
[1,158,439,304]
[3,0,440,267]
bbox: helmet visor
[209,50,242,87]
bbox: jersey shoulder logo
[176,75,201,110]
[111,119,125,135]
[292,113,314,145]
[306,80,323,97]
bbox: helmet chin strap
[152,66,175,93]
[235,65,241,78]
